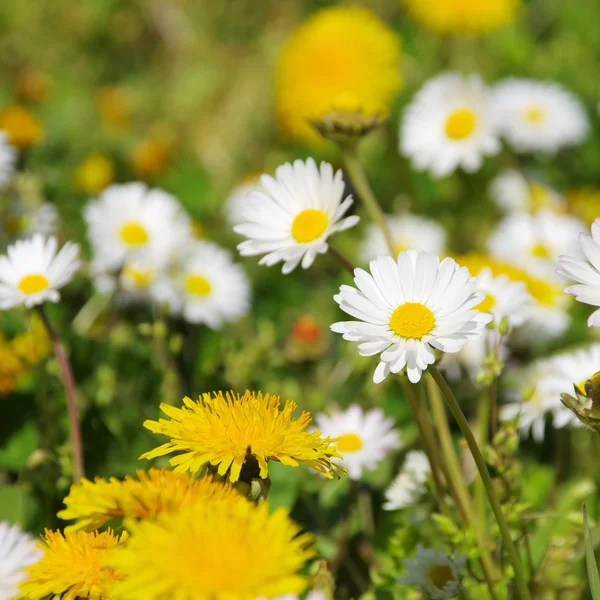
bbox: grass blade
[584,504,600,600]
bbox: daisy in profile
[0,131,17,189]
[119,260,160,301]
[400,72,500,178]
[490,169,565,214]
[141,390,343,482]
[108,499,314,600]
[383,450,430,511]
[84,182,191,271]
[235,159,359,273]
[0,234,80,309]
[223,175,262,227]
[315,405,401,480]
[360,214,446,263]
[0,521,42,600]
[1,203,59,238]
[19,529,128,600]
[331,250,492,384]
[558,218,600,327]
[399,546,466,600]
[492,79,589,153]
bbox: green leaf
[584,504,600,600]
[0,422,39,471]
[0,485,35,525]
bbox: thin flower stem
[430,365,531,600]
[476,384,492,534]
[342,148,396,254]
[37,306,85,482]
[329,244,356,276]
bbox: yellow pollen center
[18,273,49,295]
[476,294,496,313]
[125,266,153,288]
[530,243,552,259]
[120,222,149,246]
[445,108,477,140]
[390,302,435,339]
[184,274,212,297]
[291,209,328,243]
[428,565,455,589]
[524,106,544,124]
[336,433,363,453]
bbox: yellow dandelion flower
[20,529,128,600]
[58,468,243,531]
[107,499,314,600]
[567,187,600,226]
[0,334,25,395]
[11,314,52,365]
[141,390,344,482]
[400,0,520,34]
[0,105,43,149]
[74,153,115,195]
[130,137,172,178]
[275,6,402,147]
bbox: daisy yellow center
[291,209,329,243]
[524,105,544,124]
[184,274,212,297]
[528,183,548,211]
[445,108,477,140]
[394,242,409,256]
[120,222,149,246]
[18,273,49,295]
[390,302,435,339]
[125,266,153,288]
[336,433,363,453]
[530,243,552,259]
[428,565,455,589]
[476,293,496,313]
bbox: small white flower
[558,218,600,327]
[1,203,59,238]
[84,182,192,272]
[165,242,251,329]
[234,158,359,274]
[315,405,401,480]
[400,72,500,178]
[0,234,80,309]
[0,132,17,190]
[399,546,466,600]
[224,178,262,227]
[0,521,42,600]
[488,211,585,280]
[360,214,446,263]
[383,450,430,511]
[490,169,565,214]
[492,78,589,153]
[331,250,492,384]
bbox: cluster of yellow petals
[141,390,344,482]
[20,529,128,600]
[58,468,242,531]
[107,498,315,600]
[74,152,115,195]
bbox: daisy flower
[400,72,500,178]
[0,521,42,600]
[383,450,430,511]
[0,235,80,310]
[399,546,466,600]
[84,182,191,271]
[490,169,565,214]
[331,250,492,384]
[0,132,17,189]
[492,79,589,153]
[223,176,262,227]
[558,218,600,327]
[360,214,446,263]
[315,405,401,480]
[235,159,359,273]
[119,260,160,301]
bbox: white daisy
[558,218,600,327]
[315,405,401,480]
[491,78,589,153]
[0,521,42,600]
[488,211,585,280]
[489,169,565,214]
[1,203,59,238]
[331,250,492,384]
[224,177,262,227]
[383,450,430,511]
[360,214,446,263]
[400,72,500,178]
[166,242,251,328]
[0,132,17,190]
[0,234,80,310]
[84,182,192,272]
[234,158,359,274]
[399,546,466,600]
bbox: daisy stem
[37,306,85,483]
[342,148,396,255]
[430,365,531,600]
[329,244,356,276]
[475,384,492,534]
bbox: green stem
[430,365,531,600]
[476,384,491,534]
[342,148,396,254]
